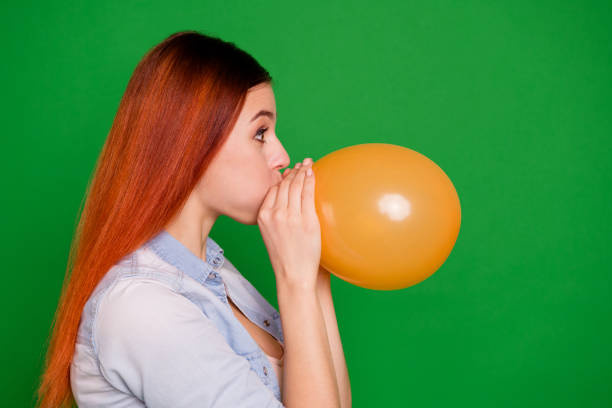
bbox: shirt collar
[145,229,226,284]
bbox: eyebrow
[250,110,277,122]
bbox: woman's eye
[254,126,268,143]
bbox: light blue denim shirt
[70,229,286,407]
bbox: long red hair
[35,30,273,407]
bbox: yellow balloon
[312,143,461,290]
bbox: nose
[279,153,290,170]
[274,154,291,179]
[270,141,290,183]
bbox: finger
[301,166,316,217]
[275,166,299,210]
[260,183,279,214]
[288,165,308,217]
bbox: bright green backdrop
[2,1,610,407]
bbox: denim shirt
[70,229,286,407]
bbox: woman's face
[195,82,291,225]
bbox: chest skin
[227,293,284,360]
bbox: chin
[243,212,259,226]
[228,208,260,226]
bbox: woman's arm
[277,279,341,408]
[315,266,352,408]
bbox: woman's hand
[279,160,331,293]
[278,159,332,293]
[257,157,321,292]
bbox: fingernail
[295,162,301,168]
[307,168,313,176]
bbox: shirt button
[209,272,217,279]
[263,366,268,376]
[263,319,270,327]
[213,256,222,265]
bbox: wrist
[316,266,331,292]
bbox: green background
[2,0,611,406]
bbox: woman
[35,31,351,407]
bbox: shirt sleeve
[94,278,285,408]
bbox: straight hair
[35,30,273,408]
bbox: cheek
[201,156,275,215]
[222,168,269,206]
